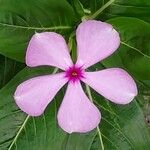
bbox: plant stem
[86,85,105,150]
[89,0,115,19]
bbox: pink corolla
[14,20,138,133]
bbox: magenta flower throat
[14,20,138,133]
[65,65,84,82]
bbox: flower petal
[57,82,100,133]
[76,20,120,69]
[14,73,67,116]
[26,32,73,70]
[82,68,138,104]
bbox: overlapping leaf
[0,0,75,61]
[102,17,150,81]
[90,91,150,150]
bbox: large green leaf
[0,67,96,150]
[101,17,150,81]
[0,0,75,62]
[90,91,150,149]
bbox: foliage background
[0,0,150,149]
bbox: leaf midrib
[8,115,30,150]
[0,22,71,31]
[112,3,150,9]
[121,41,150,59]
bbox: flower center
[65,65,84,82]
[72,72,78,76]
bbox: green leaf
[0,0,75,62]
[89,89,150,150]
[102,17,150,80]
[0,67,96,150]
[0,54,24,89]
[101,0,150,22]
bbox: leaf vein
[121,41,150,59]
[8,115,30,150]
[0,22,71,31]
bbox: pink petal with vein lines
[26,32,73,70]
[14,73,67,116]
[82,68,138,104]
[57,82,101,133]
[76,20,120,69]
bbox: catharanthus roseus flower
[14,20,138,133]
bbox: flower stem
[85,85,105,150]
[89,0,115,19]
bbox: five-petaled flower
[14,20,138,133]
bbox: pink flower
[14,20,138,133]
